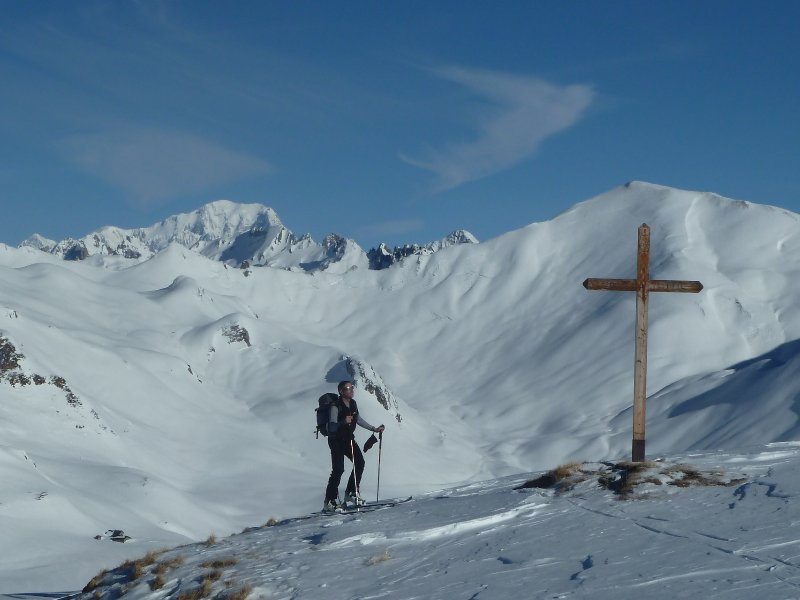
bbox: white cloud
[56,128,272,207]
[401,66,595,191]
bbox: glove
[363,434,378,453]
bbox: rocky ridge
[21,200,478,272]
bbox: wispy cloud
[401,66,595,191]
[55,128,272,207]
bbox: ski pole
[350,438,361,510]
[376,431,383,503]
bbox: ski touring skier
[323,380,385,512]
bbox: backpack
[315,393,339,437]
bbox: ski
[275,496,412,525]
[364,495,412,508]
[320,495,412,515]
[337,495,412,514]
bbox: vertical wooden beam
[632,224,650,462]
[584,223,702,463]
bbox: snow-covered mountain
[19,200,477,273]
[3,181,800,591]
[366,229,479,269]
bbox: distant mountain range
[20,199,478,272]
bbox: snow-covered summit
[20,233,57,253]
[21,200,310,267]
[366,229,479,269]
[20,200,478,272]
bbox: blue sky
[1,1,798,250]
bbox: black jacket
[329,397,376,440]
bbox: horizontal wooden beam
[583,278,703,293]
[649,280,703,293]
[583,278,636,291]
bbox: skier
[323,380,385,511]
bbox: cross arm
[583,278,703,293]
[649,280,703,293]
[583,278,636,291]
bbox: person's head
[338,381,355,398]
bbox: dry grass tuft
[176,577,214,600]
[176,587,202,600]
[83,550,168,594]
[224,584,253,600]
[205,534,217,546]
[149,574,166,591]
[117,549,165,580]
[263,517,279,527]
[515,461,588,493]
[664,464,747,488]
[82,569,108,593]
[518,458,746,501]
[201,558,237,569]
[119,559,142,580]
[551,461,584,480]
[597,461,747,499]
[154,555,185,575]
[146,554,185,590]
[598,461,660,499]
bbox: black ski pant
[325,436,365,502]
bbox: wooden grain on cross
[583,223,703,462]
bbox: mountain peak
[366,229,479,269]
[152,200,284,244]
[21,200,475,272]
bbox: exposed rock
[50,375,81,406]
[367,230,478,270]
[104,529,131,543]
[223,325,251,347]
[345,357,402,423]
[0,335,24,373]
[63,242,89,261]
[0,336,85,409]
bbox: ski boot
[344,491,366,508]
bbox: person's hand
[345,415,353,424]
[376,424,385,433]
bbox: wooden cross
[583,223,703,462]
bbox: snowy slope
[2,181,800,591]
[61,443,800,599]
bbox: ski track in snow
[327,501,544,548]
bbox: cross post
[583,224,702,462]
